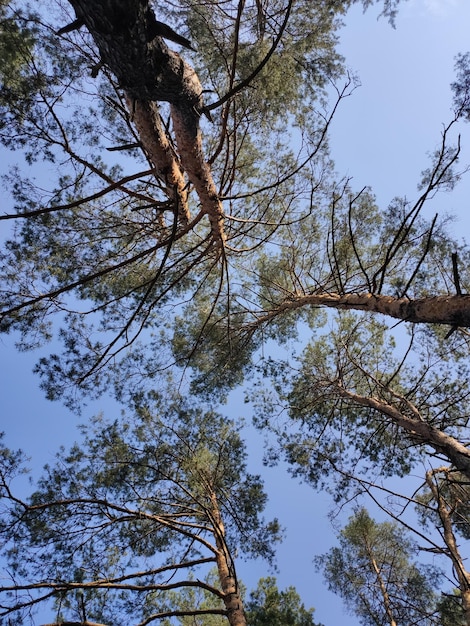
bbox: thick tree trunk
[66,0,225,245]
[170,104,226,248]
[252,292,470,327]
[128,98,190,223]
[66,0,201,105]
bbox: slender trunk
[210,492,247,626]
[367,551,397,626]
[334,385,470,480]
[426,469,470,626]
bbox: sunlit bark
[66,0,226,245]
[426,468,470,626]
[249,293,470,328]
[127,97,190,224]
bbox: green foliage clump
[246,576,322,626]
[315,508,440,626]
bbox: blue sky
[267,2,470,623]
[331,0,470,218]
[1,1,470,625]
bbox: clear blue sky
[1,1,470,624]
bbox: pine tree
[0,393,281,625]
[315,508,439,626]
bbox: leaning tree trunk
[65,0,226,247]
[426,468,470,626]
[333,385,470,480]
[251,293,470,329]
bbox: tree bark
[333,385,470,480]
[127,98,190,224]
[66,0,225,246]
[251,292,470,328]
[42,622,108,626]
[366,548,397,626]
[210,492,247,626]
[426,468,470,626]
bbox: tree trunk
[426,469,470,626]
[42,622,108,626]
[367,550,397,626]
[127,97,190,224]
[463,590,470,626]
[210,493,247,626]
[333,385,470,480]
[66,0,225,245]
[251,292,470,328]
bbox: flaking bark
[127,97,190,223]
[211,492,247,626]
[251,293,470,328]
[66,0,225,244]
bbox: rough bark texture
[128,97,190,223]
[330,293,470,326]
[426,468,470,626]
[252,293,470,328]
[66,0,225,245]
[171,105,226,247]
[211,493,247,626]
[67,0,201,106]
[335,386,470,479]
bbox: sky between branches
[1,1,470,625]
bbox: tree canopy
[315,508,440,626]
[0,393,281,625]
[1,0,470,625]
[1,0,468,402]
